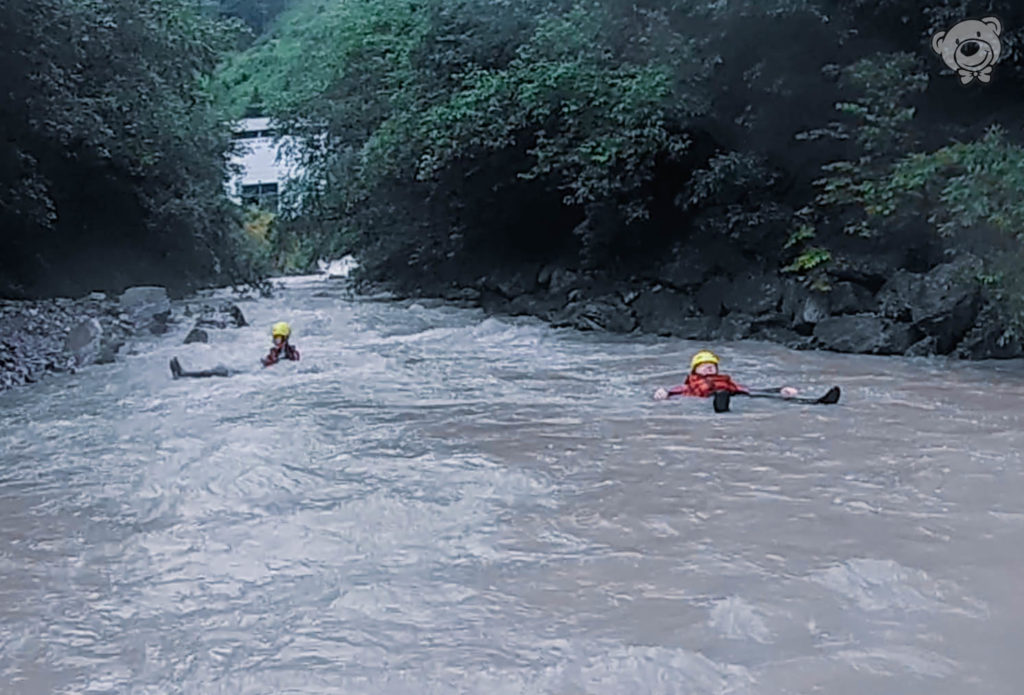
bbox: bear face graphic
[932,17,1003,84]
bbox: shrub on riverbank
[225,1,1024,275]
[0,0,266,299]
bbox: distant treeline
[5,0,1024,344]
[0,0,278,298]
[219,0,1024,338]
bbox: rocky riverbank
[358,243,1023,361]
[0,286,249,392]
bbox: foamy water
[1,275,1022,694]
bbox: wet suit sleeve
[261,345,281,367]
[722,377,749,395]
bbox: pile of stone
[0,286,249,392]
[453,251,1021,360]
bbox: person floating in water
[169,321,300,379]
[260,321,300,366]
[652,350,797,399]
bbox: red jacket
[668,373,749,398]
[261,342,300,367]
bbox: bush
[0,0,262,297]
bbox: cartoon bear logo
[932,17,1003,84]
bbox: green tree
[0,0,264,297]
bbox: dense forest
[3,0,1024,356]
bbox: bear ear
[983,16,1002,35]
[931,30,947,54]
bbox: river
[1,275,1023,694]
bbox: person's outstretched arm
[745,385,798,397]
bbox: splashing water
[2,276,1023,694]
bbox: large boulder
[225,303,247,328]
[193,301,248,330]
[442,286,482,302]
[478,289,510,314]
[906,336,939,357]
[877,269,917,321]
[780,280,808,323]
[65,318,103,366]
[828,281,876,315]
[119,286,170,323]
[94,336,124,365]
[695,277,731,317]
[506,294,564,318]
[657,249,708,289]
[539,267,580,296]
[750,325,815,350]
[799,292,830,326]
[813,314,918,354]
[912,257,982,351]
[954,304,1024,359]
[726,272,783,316]
[719,313,754,341]
[830,249,906,291]
[667,316,721,340]
[631,288,697,335]
[551,298,636,333]
[184,327,209,344]
[480,266,539,299]
[65,318,124,366]
[877,256,982,353]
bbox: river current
[1,275,1023,694]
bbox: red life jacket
[667,373,748,398]
[261,342,300,367]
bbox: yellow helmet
[271,321,291,339]
[690,349,719,372]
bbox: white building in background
[227,117,304,212]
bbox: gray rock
[829,281,876,315]
[551,298,636,333]
[443,287,481,302]
[830,250,905,290]
[547,268,579,295]
[65,318,103,366]
[658,251,707,289]
[87,291,107,301]
[537,264,556,287]
[149,311,171,335]
[800,292,831,326]
[119,286,172,334]
[877,256,982,353]
[695,277,731,317]
[906,336,938,357]
[226,304,247,328]
[750,325,815,350]
[877,270,917,321]
[813,314,918,354]
[193,302,248,331]
[506,295,563,318]
[94,338,123,365]
[482,268,539,299]
[911,257,982,351]
[667,316,721,340]
[184,327,209,344]
[779,280,808,323]
[632,288,696,335]
[954,305,1024,359]
[119,286,170,318]
[719,313,753,341]
[727,273,783,316]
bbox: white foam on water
[1,283,1022,693]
